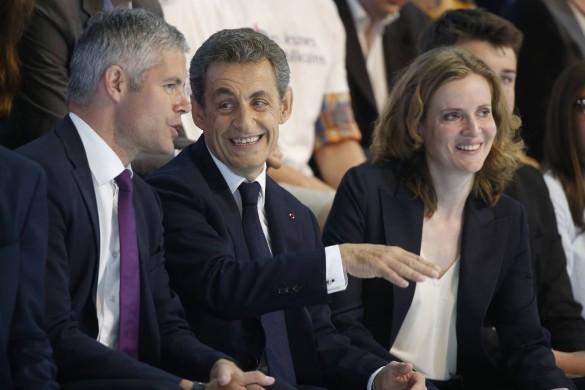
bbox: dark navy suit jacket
[17,117,228,385]
[323,163,575,390]
[146,137,388,389]
[0,146,58,389]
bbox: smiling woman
[323,47,575,389]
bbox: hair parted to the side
[67,8,188,106]
[189,28,290,107]
[544,61,585,230]
[421,8,523,57]
[370,47,523,216]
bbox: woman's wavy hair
[370,47,523,216]
[543,61,585,230]
[0,0,33,117]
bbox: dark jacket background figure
[333,0,431,148]
[504,164,585,352]
[0,146,58,389]
[3,0,162,149]
[502,0,585,161]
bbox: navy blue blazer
[0,146,58,389]
[17,117,228,385]
[323,163,574,390]
[146,137,388,389]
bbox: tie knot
[238,181,261,206]
[115,170,133,193]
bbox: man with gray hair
[148,27,434,389]
[18,9,274,390]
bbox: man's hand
[375,361,426,390]
[210,359,275,388]
[339,243,440,288]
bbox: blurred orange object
[410,0,476,19]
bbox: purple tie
[239,182,296,385]
[116,170,140,358]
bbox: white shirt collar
[347,0,399,38]
[348,0,372,49]
[206,144,267,202]
[70,112,132,185]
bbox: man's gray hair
[190,28,290,107]
[67,8,188,106]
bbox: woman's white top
[390,256,460,380]
[543,170,585,317]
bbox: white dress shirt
[71,112,130,350]
[390,255,459,380]
[208,148,346,293]
[544,170,585,317]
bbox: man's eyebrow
[162,76,183,84]
[250,90,271,100]
[212,87,236,99]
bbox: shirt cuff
[367,366,385,390]
[325,245,347,293]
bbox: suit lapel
[264,179,304,255]
[382,2,429,87]
[457,197,511,330]
[334,0,377,110]
[190,138,250,258]
[380,180,423,342]
[55,117,101,302]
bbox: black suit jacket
[17,117,227,385]
[3,0,162,149]
[334,0,430,148]
[502,0,585,161]
[323,163,574,390]
[146,137,388,389]
[0,146,58,389]
[504,165,585,351]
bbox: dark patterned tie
[238,182,296,384]
[115,170,140,358]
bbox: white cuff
[367,366,385,390]
[325,245,347,294]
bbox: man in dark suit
[333,0,431,149]
[17,9,275,390]
[0,146,58,389]
[147,27,435,390]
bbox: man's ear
[104,65,126,102]
[279,87,293,124]
[191,95,206,129]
